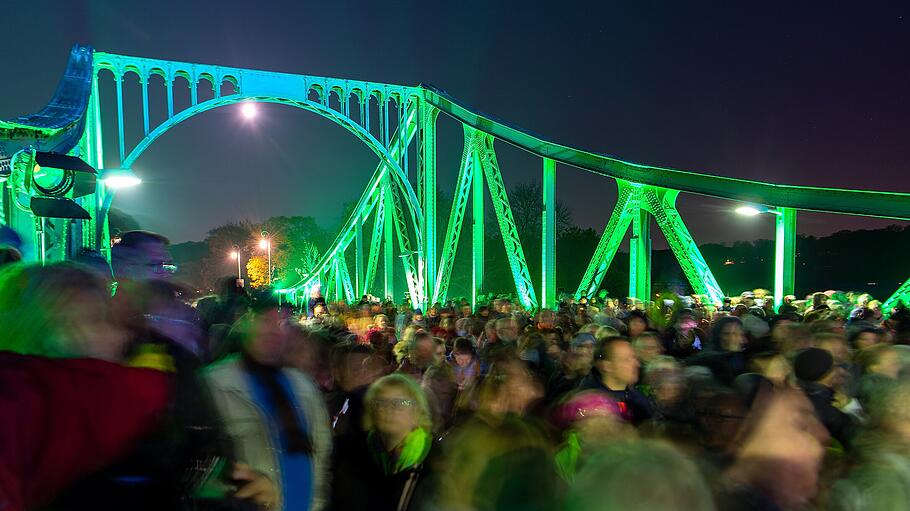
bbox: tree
[507,181,574,242]
[246,255,270,288]
[108,207,141,233]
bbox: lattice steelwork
[3,46,910,312]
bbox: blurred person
[495,316,520,344]
[632,331,664,372]
[793,347,856,448]
[846,322,882,351]
[853,343,901,411]
[111,230,174,283]
[663,309,705,357]
[285,326,335,391]
[0,352,171,511]
[0,245,22,267]
[0,262,127,360]
[449,337,480,391]
[0,263,266,511]
[719,387,829,510]
[578,338,653,424]
[552,391,630,483]
[567,440,716,511]
[205,309,332,511]
[326,341,380,440]
[624,310,650,339]
[831,379,910,510]
[435,358,556,511]
[398,331,439,379]
[331,374,437,511]
[688,316,750,386]
[639,356,694,429]
[772,322,813,355]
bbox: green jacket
[204,357,332,511]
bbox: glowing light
[230,251,239,259]
[241,102,257,119]
[101,168,142,189]
[259,238,270,249]
[104,175,142,188]
[735,206,761,216]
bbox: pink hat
[552,391,621,430]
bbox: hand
[232,462,278,509]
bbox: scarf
[242,353,312,454]
[368,427,432,475]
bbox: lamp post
[735,204,797,311]
[260,230,272,285]
[230,245,242,280]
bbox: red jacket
[0,353,170,511]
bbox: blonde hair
[363,373,434,432]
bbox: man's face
[461,305,472,317]
[603,341,640,387]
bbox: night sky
[1,0,907,248]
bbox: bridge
[2,45,909,312]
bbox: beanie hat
[794,348,834,382]
[552,391,621,430]
[570,332,597,349]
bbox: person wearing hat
[794,347,856,448]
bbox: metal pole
[629,207,652,301]
[774,207,797,310]
[542,158,556,309]
[267,241,272,285]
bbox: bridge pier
[542,158,557,309]
[629,207,652,302]
[774,207,797,310]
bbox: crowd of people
[2,228,910,511]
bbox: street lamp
[230,245,242,280]
[734,203,797,311]
[241,102,257,120]
[259,231,272,285]
[97,168,142,259]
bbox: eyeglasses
[370,398,415,411]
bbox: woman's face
[371,386,418,436]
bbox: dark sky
[1,0,907,247]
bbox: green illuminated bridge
[2,46,909,311]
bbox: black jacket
[577,369,654,425]
[331,433,435,511]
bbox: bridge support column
[472,146,484,309]
[542,158,557,309]
[355,215,363,298]
[420,105,438,306]
[384,184,395,301]
[883,276,910,316]
[774,207,797,311]
[629,207,652,301]
[115,73,125,164]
